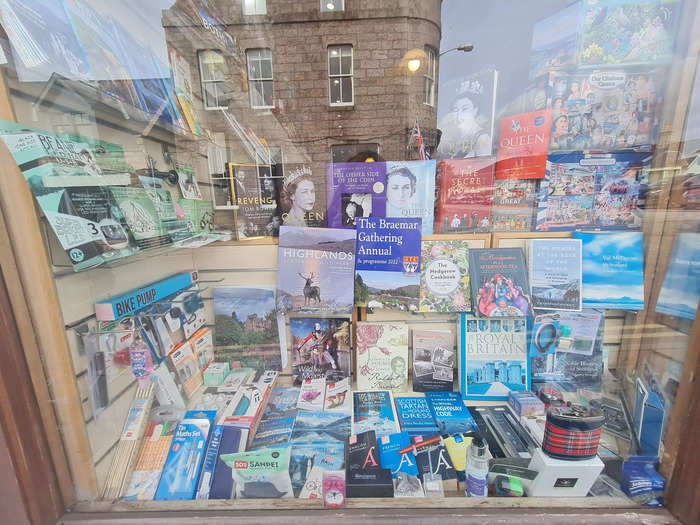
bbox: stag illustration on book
[298,273,321,305]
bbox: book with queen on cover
[468,248,532,317]
[276,226,356,315]
[354,217,422,312]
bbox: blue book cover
[354,216,422,311]
[249,416,296,450]
[528,238,582,311]
[574,231,645,310]
[262,387,300,419]
[290,410,351,445]
[378,432,418,478]
[459,315,530,400]
[425,391,479,433]
[468,248,532,317]
[209,425,248,499]
[656,232,700,320]
[352,390,400,439]
[528,1,583,78]
[393,396,439,438]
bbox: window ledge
[329,104,355,111]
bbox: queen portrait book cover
[354,217,422,311]
[458,315,530,401]
[280,163,327,228]
[277,226,356,315]
[468,248,532,317]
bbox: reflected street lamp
[439,44,474,57]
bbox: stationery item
[190,328,214,371]
[322,470,346,508]
[203,362,230,386]
[208,426,249,499]
[218,367,255,393]
[290,441,345,497]
[443,433,473,482]
[468,405,537,459]
[168,341,203,399]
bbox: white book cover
[324,377,351,413]
[355,322,409,392]
[528,238,582,311]
[297,377,326,411]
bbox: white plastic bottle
[465,437,489,497]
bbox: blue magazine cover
[354,216,422,311]
[352,390,400,439]
[424,391,479,433]
[656,232,700,320]
[574,231,644,310]
[378,432,419,478]
[458,315,530,400]
[529,1,584,79]
[393,396,439,438]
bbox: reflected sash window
[424,46,436,106]
[198,49,228,110]
[246,48,274,109]
[321,0,345,12]
[328,45,353,106]
[243,0,267,16]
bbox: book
[419,240,471,312]
[574,231,645,310]
[290,441,345,498]
[536,152,647,231]
[326,161,437,235]
[276,226,356,315]
[154,410,217,500]
[228,162,282,239]
[352,390,400,439]
[208,426,249,499]
[213,286,283,371]
[413,438,458,482]
[490,179,538,232]
[291,410,351,445]
[262,387,300,419]
[354,217,422,311]
[528,238,582,311]
[434,158,495,234]
[280,163,327,227]
[458,315,530,400]
[345,430,394,498]
[324,377,352,413]
[355,322,409,392]
[424,391,479,434]
[412,330,455,392]
[656,232,700,320]
[249,416,296,450]
[528,1,583,78]
[393,396,440,438]
[495,110,552,180]
[435,68,499,159]
[548,69,665,151]
[297,377,326,411]
[579,0,680,68]
[531,309,605,392]
[468,248,533,317]
[378,432,419,478]
[289,316,351,385]
[220,447,294,498]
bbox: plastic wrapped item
[621,456,665,507]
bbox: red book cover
[435,158,495,234]
[495,110,552,180]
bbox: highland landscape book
[352,390,400,439]
[419,239,471,313]
[354,217,422,311]
[213,286,283,371]
[434,157,495,234]
[469,248,532,317]
[412,329,455,392]
[290,317,351,385]
[277,226,356,315]
[528,238,582,311]
[574,231,645,310]
[458,315,529,400]
[355,322,409,392]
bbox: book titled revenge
[354,217,422,312]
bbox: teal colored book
[378,432,419,478]
[393,396,439,439]
[424,391,478,434]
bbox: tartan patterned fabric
[542,420,602,460]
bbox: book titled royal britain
[435,158,495,234]
[276,226,356,315]
[354,217,422,311]
[495,110,552,180]
[468,248,533,317]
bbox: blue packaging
[621,456,665,507]
[195,424,224,499]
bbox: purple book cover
[326,162,387,229]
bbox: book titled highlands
[469,248,532,317]
[424,391,478,434]
[354,217,422,312]
[276,226,356,315]
[458,315,530,401]
[419,239,471,313]
[434,158,495,234]
[528,238,582,311]
[574,231,645,310]
[393,396,439,438]
[326,161,436,235]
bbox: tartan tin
[542,405,604,460]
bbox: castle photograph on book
[458,315,529,400]
[276,226,356,315]
[290,317,351,385]
[213,286,283,371]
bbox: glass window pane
[262,81,273,107]
[261,59,272,79]
[203,82,219,108]
[330,78,341,104]
[340,55,351,75]
[250,80,264,107]
[248,59,261,79]
[329,55,340,75]
[341,76,352,103]
[341,45,352,57]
